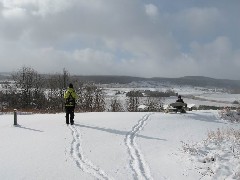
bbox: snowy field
[104,85,239,108]
[1,111,240,180]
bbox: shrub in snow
[126,90,143,97]
[232,100,239,105]
[78,83,106,112]
[181,128,240,179]
[219,107,240,122]
[145,97,163,112]
[127,96,140,112]
[109,98,123,112]
[198,105,223,110]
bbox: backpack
[66,91,76,106]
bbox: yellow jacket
[64,88,78,106]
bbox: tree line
[0,67,105,112]
[0,66,165,113]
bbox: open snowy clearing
[0,111,239,179]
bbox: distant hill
[0,72,11,81]
[151,76,240,89]
[71,75,144,84]
[71,75,240,89]
[1,72,240,89]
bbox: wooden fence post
[14,109,17,126]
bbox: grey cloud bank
[0,0,239,79]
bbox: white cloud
[1,0,74,16]
[73,48,114,67]
[189,36,240,79]
[175,7,222,36]
[145,4,159,18]
[2,7,27,19]
[0,0,239,79]
[190,36,232,63]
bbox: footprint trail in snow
[69,125,113,180]
[125,113,154,180]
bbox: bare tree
[46,69,70,112]
[60,68,70,111]
[12,66,45,110]
[145,97,163,112]
[81,83,95,112]
[0,81,19,110]
[109,98,123,112]
[78,83,105,112]
[93,88,105,112]
[127,96,139,112]
[46,74,62,112]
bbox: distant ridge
[151,76,240,88]
[1,73,240,89]
[72,75,240,89]
[72,75,143,84]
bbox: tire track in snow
[69,125,113,180]
[125,113,154,180]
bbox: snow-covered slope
[0,111,239,179]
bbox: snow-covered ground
[1,111,240,179]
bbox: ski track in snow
[69,125,113,180]
[125,113,154,180]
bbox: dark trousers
[65,106,75,124]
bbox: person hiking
[64,83,78,125]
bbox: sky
[0,0,240,79]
